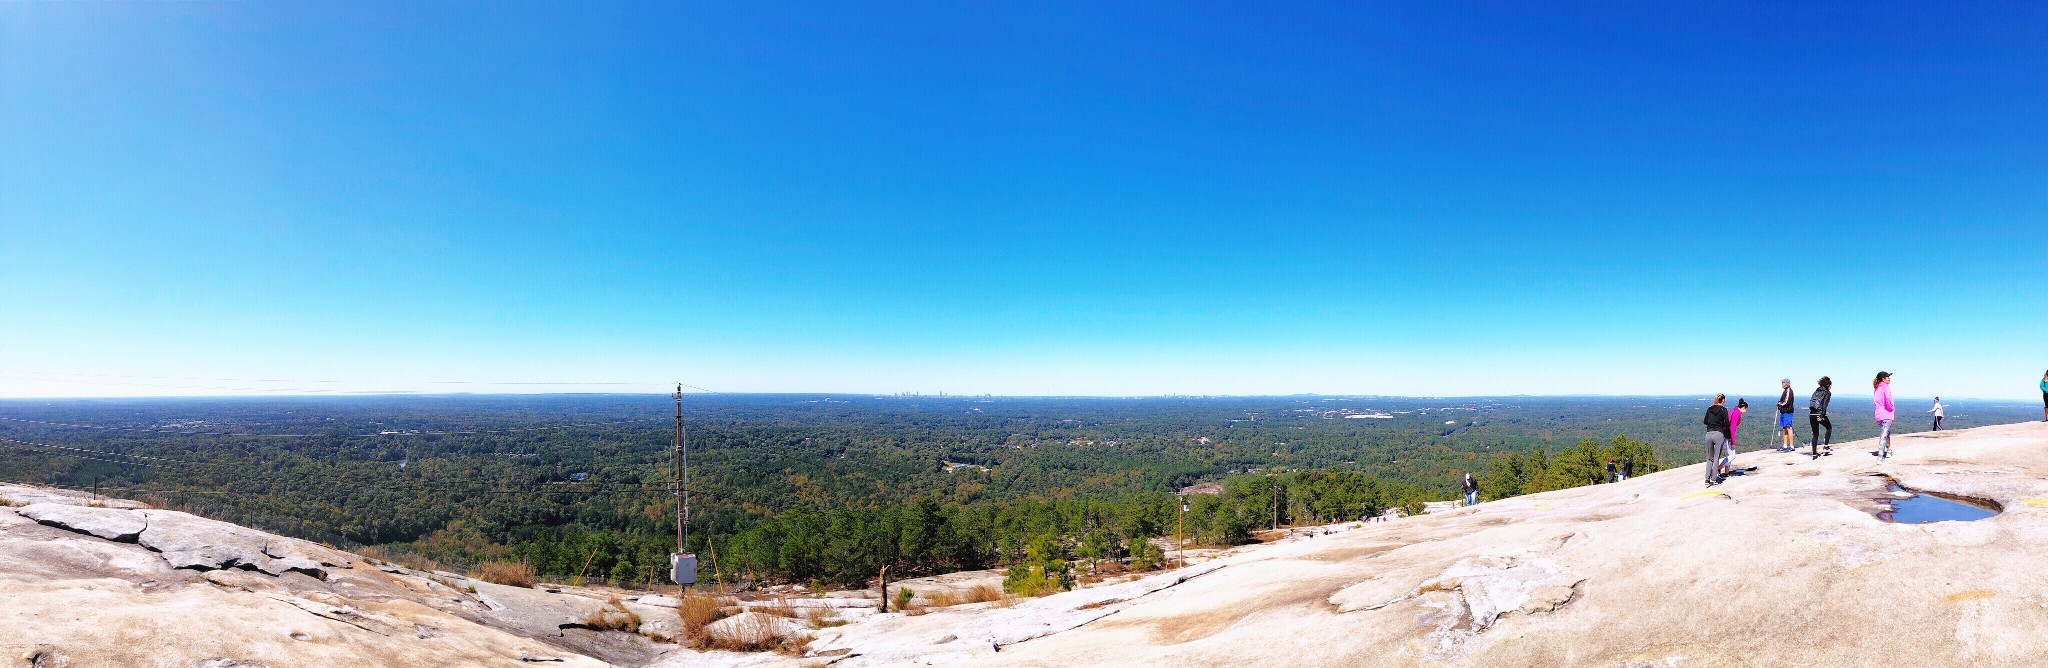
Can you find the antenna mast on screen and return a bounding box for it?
[668,384,698,590]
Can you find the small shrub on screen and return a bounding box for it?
[893,587,916,612]
[356,545,391,564]
[472,559,537,588]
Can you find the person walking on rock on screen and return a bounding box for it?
[1461,473,1479,507]
[1776,379,1797,452]
[1809,377,1833,458]
[1928,397,1945,431]
[1874,372,1896,462]
[1704,394,1732,486]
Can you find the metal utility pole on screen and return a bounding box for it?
[1176,494,1186,565]
[669,385,699,592]
[684,385,692,594]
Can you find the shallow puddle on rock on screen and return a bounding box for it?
[1872,478,2000,524]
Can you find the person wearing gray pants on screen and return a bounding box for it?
[1703,393,1733,486]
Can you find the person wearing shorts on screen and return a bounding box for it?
[1776,379,1797,451]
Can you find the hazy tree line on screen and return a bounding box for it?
[7,395,2018,590]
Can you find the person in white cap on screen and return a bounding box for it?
[1775,378,1797,452]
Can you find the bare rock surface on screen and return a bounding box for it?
[17,503,149,542]
[2,486,613,667]
[967,422,2048,667]
[13,422,2048,668]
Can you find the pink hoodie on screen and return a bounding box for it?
[1727,407,1743,447]
[1874,382,1895,422]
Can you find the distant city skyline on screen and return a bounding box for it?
[4,2,2043,400]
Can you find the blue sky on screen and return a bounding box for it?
[2,2,2043,399]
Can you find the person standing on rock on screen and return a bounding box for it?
[1927,397,1945,431]
[1704,394,1732,486]
[1809,377,1833,458]
[2040,371,2047,421]
[1724,399,1747,475]
[1874,372,1896,462]
[1462,473,1480,506]
[1621,455,1633,481]
[1776,379,1797,452]
[1605,459,1617,483]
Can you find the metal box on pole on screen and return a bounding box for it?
[671,552,697,586]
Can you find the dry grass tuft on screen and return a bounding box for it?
[749,596,798,618]
[923,589,963,608]
[398,553,446,573]
[472,559,537,588]
[0,498,20,507]
[803,606,848,628]
[965,583,1004,604]
[678,592,732,647]
[581,597,642,633]
[705,612,778,652]
[356,545,392,564]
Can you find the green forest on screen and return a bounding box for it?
[2,393,2024,591]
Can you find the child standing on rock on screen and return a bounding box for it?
[1874,372,1896,462]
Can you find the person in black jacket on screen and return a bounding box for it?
[1704,394,1731,486]
[1776,379,1797,452]
[1621,455,1634,481]
[1809,377,1833,458]
[1461,473,1479,507]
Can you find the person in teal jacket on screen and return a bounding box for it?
[2039,371,2046,422]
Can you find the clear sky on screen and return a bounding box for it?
[2,2,2043,399]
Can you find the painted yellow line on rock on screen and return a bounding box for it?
[1678,490,1726,501]
[2019,499,2048,505]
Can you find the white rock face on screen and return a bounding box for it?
[969,422,2048,668]
[13,423,2048,668]
[17,503,148,542]
[135,510,335,578]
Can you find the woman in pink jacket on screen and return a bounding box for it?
[1873,371,1896,462]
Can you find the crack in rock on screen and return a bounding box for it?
[1332,553,1585,660]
